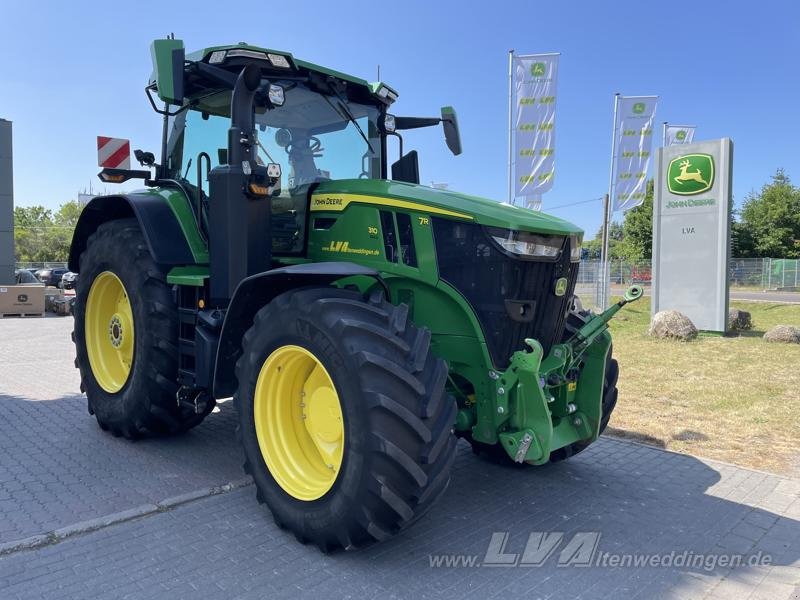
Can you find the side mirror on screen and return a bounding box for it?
[150,38,185,105]
[391,150,420,184]
[441,106,462,156]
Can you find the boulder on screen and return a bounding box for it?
[648,310,698,341]
[763,325,800,344]
[728,308,752,332]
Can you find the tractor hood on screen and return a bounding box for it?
[313,179,582,236]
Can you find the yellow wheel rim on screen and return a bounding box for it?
[254,345,345,501]
[85,271,135,394]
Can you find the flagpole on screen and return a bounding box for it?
[507,49,514,204]
[599,93,621,309]
[662,121,668,147]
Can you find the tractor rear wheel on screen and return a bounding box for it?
[235,287,457,551]
[73,218,213,438]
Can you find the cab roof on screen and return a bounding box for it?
[151,41,399,108]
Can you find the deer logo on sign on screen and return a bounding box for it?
[674,159,708,187]
[667,154,715,196]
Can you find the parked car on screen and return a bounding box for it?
[15,269,44,285]
[36,268,68,287]
[61,271,78,290]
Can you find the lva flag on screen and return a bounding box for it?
[514,53,559,197]
[612,95,658,212]
[666,125,696,146]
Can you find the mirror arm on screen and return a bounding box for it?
[191,61,239,89]
[387,131,403,157]
[145,84,191,117]
[394,116,441,131]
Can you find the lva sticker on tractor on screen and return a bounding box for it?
[667,154,714,196]
[554,277,568,297]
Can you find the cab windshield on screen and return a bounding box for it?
[166,80,383,255]
[167,82,383,191]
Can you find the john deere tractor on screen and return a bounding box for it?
[69,38,642,551]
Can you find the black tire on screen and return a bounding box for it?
[73,218,213,439]
[235,287,457,551]
[470,309,619,464]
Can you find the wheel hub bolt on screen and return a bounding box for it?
[108,315,123,347]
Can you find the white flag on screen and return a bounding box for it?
[612,96,658,212]
[513,54,559,197]
[665,125,696,146]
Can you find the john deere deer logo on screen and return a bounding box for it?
[667,154,714,195]
[675,130,687,141]
[531,62,546,77]
[632,102,646,114]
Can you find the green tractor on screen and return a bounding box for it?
[69,38,642,551]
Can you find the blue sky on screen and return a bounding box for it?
[1,0,797,238]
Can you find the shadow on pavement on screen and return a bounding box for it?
[1,391,798,599]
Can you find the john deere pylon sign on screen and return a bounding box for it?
[667,153,714,195]
[652,139,733,333]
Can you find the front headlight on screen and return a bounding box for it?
[569,234,583,262]
[487,227,564,260]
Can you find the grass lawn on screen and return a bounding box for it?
[589,296,800,477]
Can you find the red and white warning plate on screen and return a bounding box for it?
[97,136,131,169]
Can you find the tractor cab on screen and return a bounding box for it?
[149,41,459,259]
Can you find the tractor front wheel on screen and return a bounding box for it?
[235,287,457,551]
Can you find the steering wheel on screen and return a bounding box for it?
[286,136,323,157]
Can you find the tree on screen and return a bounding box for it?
[618,179,654,261]
[738,169,800,258]
[13,200,82,263]
[584,221,623,259]
[731,208,756,257]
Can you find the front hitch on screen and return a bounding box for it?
[492,285,643,464]
[567,285,644,357]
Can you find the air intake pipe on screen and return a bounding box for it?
[209,64,271,306]
[227,64,261,165]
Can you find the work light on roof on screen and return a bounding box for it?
[267,53,291,68]
[208,50,227,64]
[227,49,268,60]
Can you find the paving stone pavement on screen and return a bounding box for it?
[0,317,243,544]
[1,317,799,599]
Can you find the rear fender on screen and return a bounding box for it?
[68,192,197,271]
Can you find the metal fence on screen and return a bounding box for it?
[577,258,799,290]
[761,258,800,290]
[13,258,800,291]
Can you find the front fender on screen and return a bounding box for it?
[212,262,386,398]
